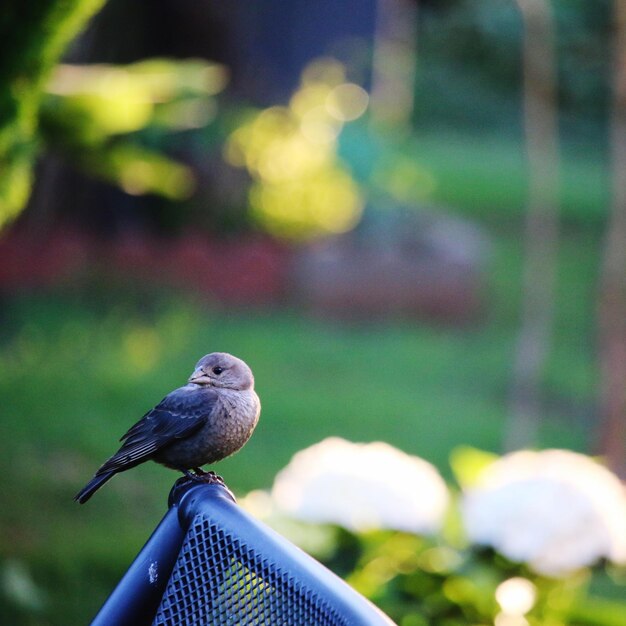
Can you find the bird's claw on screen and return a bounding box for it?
[183,469,226,486]
[201,470,226,486]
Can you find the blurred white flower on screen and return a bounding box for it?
[461,449,626,576]
[271,437,449,534]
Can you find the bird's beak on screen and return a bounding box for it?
[189,368,212,385]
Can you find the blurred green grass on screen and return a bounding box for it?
[408,131,609,225]
[342,128,610,227]
[0,225,600,623]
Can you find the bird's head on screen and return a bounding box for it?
[188,352,254,390]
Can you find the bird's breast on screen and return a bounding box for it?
[156,388,260,470]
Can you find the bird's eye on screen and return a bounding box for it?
[212,366,224,375]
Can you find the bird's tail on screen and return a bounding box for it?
[74,471,116,504]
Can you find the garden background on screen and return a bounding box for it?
[1,1,626,624]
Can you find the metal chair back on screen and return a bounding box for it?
[91,480,396,626]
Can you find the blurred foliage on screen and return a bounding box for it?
[0,0,228,230]
[0,1,614,236]
[334,532,626,626]
[416,0,611,137]
[449,446,499,489]
[0,0,106,229]
[40,59,227,200]
[225,58,367,240]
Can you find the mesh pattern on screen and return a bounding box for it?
[153,515,349,626]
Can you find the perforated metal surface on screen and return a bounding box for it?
[153,515,349,626]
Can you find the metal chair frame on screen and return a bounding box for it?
[91,480,396,625]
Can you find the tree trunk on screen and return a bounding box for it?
[597,0,626,475]
[505,0,560,450]
[370,0,418,132]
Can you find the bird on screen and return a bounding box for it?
[75,352,260,504]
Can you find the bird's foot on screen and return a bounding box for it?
[183,469,225,486]
[201,470,226,486]
[183,469,204,482]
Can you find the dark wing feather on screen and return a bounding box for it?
[94,385,217,475]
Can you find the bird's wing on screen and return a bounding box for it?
[95,386,217,474]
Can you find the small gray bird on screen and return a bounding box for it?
[75,352,260,504]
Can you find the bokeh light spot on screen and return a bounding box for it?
[123,326,161,373]
[495,577,537,616]
[224,59,368,240]
[326,83,369,121]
